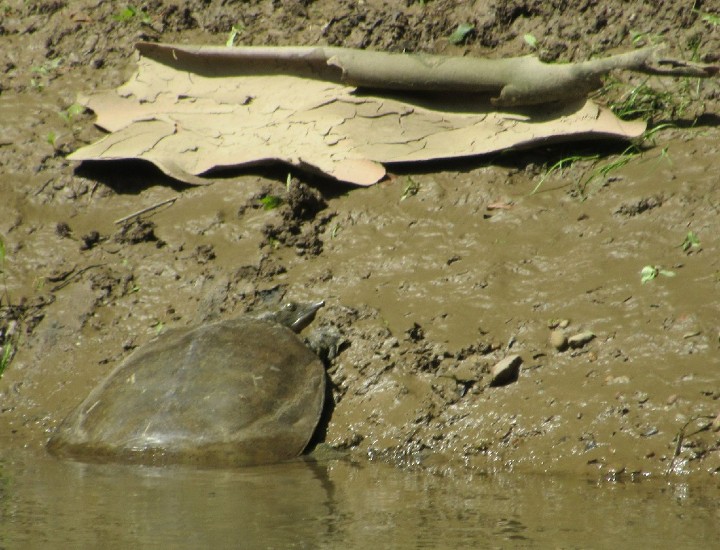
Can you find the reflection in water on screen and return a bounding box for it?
[1,449,719,548]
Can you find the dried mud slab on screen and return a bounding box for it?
[67,44,646,185]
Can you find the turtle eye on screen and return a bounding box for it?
[284,303,297,312]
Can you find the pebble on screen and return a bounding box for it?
[489,354,522,387]
[452,359,480,383]
[549,329,568,351]
[568,331,596,349]
[711,412,720,432]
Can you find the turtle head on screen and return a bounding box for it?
[258,300,325,333]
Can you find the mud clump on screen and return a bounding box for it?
[615,195,665,217]
[260,181,335,256]
[80,231,102,250]
[114,219,165,247]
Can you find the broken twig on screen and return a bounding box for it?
[137,42,719,107]
[114,197,178,225]
[50,264,105,292]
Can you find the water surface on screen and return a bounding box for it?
[1,450,718,548]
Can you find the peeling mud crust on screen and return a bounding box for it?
[1,0,720,479]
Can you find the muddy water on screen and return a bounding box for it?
[2,450,718,548]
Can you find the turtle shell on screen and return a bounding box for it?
[47,316,325,467]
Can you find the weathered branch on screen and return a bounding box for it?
[136,42,718,107]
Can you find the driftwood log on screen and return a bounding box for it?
[137,42,718,107]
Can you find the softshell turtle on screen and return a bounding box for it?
[47,301,326,467]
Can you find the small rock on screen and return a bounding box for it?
[711,412,720,432]
[489,354,522,387]
[549,329,568,351]
[604,463,626,481]
[568,331,596,349]
[640,426,659,437]
[452,359,480,383]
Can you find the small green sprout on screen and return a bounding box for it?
[641,265,676,284]
[259,195,283,210]
[529,154,598,195]
[46,131,58,148]
[609,81,676,120]
[0,342,13,378]
[113,6,151,24]
[448,23,474,45]
[226,24,245,47]
[0,233,8,304]
[680,231,701,252]
[400,177,420,201]
[30,58,62,90]
[694,10,720,26]
[0,234,5,266]
[31,58,62,76]
[59,103,85,123]
[523,34,538,50]
[629,30,664,47]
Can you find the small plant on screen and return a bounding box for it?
[0,234,15,378]
[31,58,62,76]
[641,265,676,284]
[0,234,10,306]
[0,342,13,379]
[629,30,664,47]
[46,131,58,148]
[529,154,598,195]
[448,23,474,45]
[523,34,539,50]
[226,24,245,47]
[680,231,701,252]
[58,103,85,123]
[259,195,283,210]
[113,5,151,24]
[30,58,62,90]
[400,176,420,201]
[608,80,678,120]
[530,124,675,198]
[694,9,720,27]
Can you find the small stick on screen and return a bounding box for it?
[51,264,105,292]
[114,196,178,225]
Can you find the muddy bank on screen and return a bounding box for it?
[1,0,719,479]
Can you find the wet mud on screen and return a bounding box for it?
[1,0,719,480]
